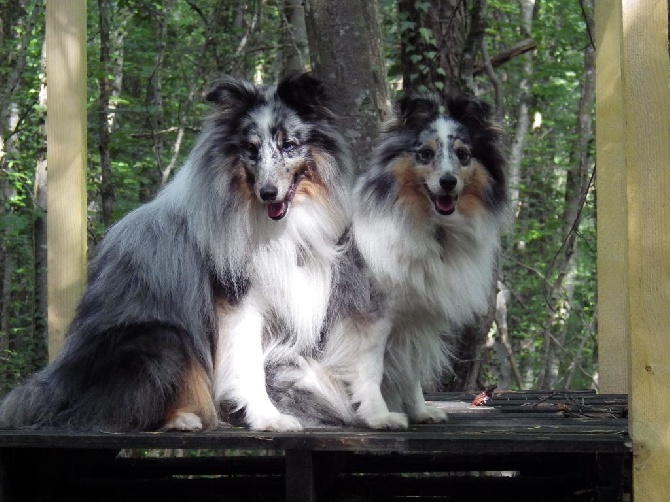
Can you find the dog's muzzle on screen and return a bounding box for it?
[425,173,459,216]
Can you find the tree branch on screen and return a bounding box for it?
[472,38,537,76]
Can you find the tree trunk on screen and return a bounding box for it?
[98,0,114,227]
[0,1,39,140]
[538,5,595,389]
[507,0,535,219]
[399,0,486,95]
[304,0,390,171]
[33,40,48,367]
[280,0,308,77]
[140,0,174,198]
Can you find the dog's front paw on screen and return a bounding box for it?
[363,411,409,430]
[249,412,304,432]
[409,404,448,424]
[161,411,203,431]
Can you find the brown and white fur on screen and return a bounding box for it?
[269,91,508,428]
[0,73,353,432]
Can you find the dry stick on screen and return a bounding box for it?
[472,38,538,76]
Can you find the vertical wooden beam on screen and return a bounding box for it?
[285,450,316,502]
[45,1,87,360]
[595,0,628,394]
[620,0,670,500]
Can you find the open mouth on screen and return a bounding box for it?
[265,169,307,221]
[425,185,458,216]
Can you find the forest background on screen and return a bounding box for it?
[0,0,596,396]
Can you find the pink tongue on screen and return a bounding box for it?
[267,202,286,219]
[435,195,455,213]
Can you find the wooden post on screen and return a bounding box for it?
[595,0,628,394]
[620,0,670,500]
[45,1,88,360]
[285,450,316,502]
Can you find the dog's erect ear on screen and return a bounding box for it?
[445,94,494,129]
[276,73,334,120]
[396,93,440,129]
[205,76,261,117]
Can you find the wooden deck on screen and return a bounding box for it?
[0,391,630,501]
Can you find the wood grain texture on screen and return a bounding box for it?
[595,0,629,394]
[45,1,88,360]
[620,0,670,500]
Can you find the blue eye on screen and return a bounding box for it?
[281,139,298,152]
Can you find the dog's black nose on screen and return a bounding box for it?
[439,173,458,191]
[259,184,278,201]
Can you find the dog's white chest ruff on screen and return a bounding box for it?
[246,213,336,353]
[357,213,498,330]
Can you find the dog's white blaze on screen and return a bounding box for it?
[251,105,275,137]
[421,117,462,195]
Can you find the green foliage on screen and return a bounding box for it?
[0,0,598,394]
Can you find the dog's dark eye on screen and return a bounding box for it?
[416,148,434,163]
[455,146,471,165]
[244,143,259,161]
[281,139,298,153]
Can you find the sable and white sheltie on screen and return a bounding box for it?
[270,91,508,428]
[0,73,353,432]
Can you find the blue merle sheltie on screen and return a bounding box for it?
[269,90,508,428]
[0,73,354,432]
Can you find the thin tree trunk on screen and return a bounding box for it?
[98,0,114,227]
[280,0,308,77]
[491,280,524,389]
[538,12,595,389]
[1,102,19,368]
[507,0,535,219]
[33,40,48,366]
[162,1,224,185]
[106,5,130,133]
[0,0,39,140]
[144,0,175,195]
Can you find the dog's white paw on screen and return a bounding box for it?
[162,411,203,431]
[409,404,449,424]
[250,412,304,432]
[363,411,409,430]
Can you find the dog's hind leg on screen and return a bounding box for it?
[213,297,303,432]
[161,358,218,431]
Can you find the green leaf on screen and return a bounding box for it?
[418,27,433,43]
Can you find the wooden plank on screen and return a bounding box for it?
[0,392,630,499]
[45,0,88,359]
[594,0,629,394]
[0,428,631,454]
[619,0,670,500]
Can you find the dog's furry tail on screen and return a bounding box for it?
[267,356,357,427]
[0,371,62,429]
[0,323,204,431]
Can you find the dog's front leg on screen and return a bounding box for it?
[348,318,408,430]
[404,377,448,424]
[213,297,303,431]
